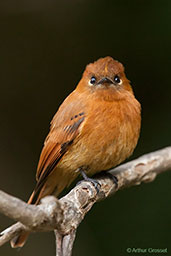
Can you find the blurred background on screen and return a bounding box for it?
[0,0,170,255]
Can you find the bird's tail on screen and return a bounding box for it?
[10,168,75,248]
[10,174,68,248]
[10,190,37,248]
[11,230,30,248]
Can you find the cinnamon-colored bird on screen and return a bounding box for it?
[11,56,141,248]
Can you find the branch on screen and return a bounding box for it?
[0,147,171,255]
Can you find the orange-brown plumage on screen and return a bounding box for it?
[11,56,141,248]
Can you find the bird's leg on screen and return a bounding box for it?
[77,167,101,193]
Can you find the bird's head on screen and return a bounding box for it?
[77,57,133,96]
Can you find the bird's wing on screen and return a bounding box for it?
[32,90,86,202]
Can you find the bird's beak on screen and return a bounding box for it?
[97,77,114,85]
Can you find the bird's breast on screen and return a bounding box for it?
[58,94,141,176]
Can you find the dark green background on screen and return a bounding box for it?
[0,1,170,255]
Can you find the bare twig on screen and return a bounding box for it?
[0,191,63,231]
[54,230,76,256]
[0,147,171,255]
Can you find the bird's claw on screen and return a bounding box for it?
[99,171,118,188]
[85,177,101,193]
[77,177,101,193]
[106,172,118,188]
[77,168,101,194]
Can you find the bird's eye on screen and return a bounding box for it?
[114,75,121,84]
[90,76,96,85]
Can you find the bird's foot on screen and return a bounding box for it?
[100,171,118,188]
[77,168,101,193]
[108,173,118,188]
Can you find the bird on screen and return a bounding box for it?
[11,56,141,248]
